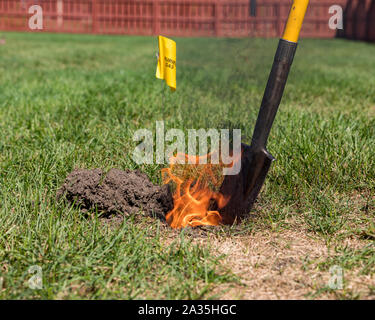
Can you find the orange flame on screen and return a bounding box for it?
[161,153,230,229]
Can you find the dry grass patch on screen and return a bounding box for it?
[206,227,375,299]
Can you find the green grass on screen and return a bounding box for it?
[0,32,374,299]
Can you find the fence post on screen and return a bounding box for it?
[57,0,63,30]
[367,0,375,42]
[153,0,160,35]
[92,0,98,33]
[215,0,222,37]
[250,0,257,16]
[276,2,282,37]
[354,0,372,41]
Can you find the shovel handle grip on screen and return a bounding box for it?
[250,0,309,149]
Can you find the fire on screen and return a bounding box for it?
[161,153,230,229]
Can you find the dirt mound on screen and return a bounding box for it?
[57,168,173,220]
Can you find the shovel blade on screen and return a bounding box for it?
[218,144,275,224]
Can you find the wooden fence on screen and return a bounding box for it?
[0,0,373,41]
[344,0,375,42]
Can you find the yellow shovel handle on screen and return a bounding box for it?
[282,0,310,43]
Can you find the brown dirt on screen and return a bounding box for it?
[57,168,173,220]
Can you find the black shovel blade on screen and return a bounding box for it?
[218,144,275,224]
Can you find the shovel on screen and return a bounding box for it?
[219,0,310,224]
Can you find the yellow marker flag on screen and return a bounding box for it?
[156,35,176,91]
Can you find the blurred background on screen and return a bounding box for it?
[0,0,374,41]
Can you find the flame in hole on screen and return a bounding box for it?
[161,152,231,229]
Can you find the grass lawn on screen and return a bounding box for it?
[0,32,374,299]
